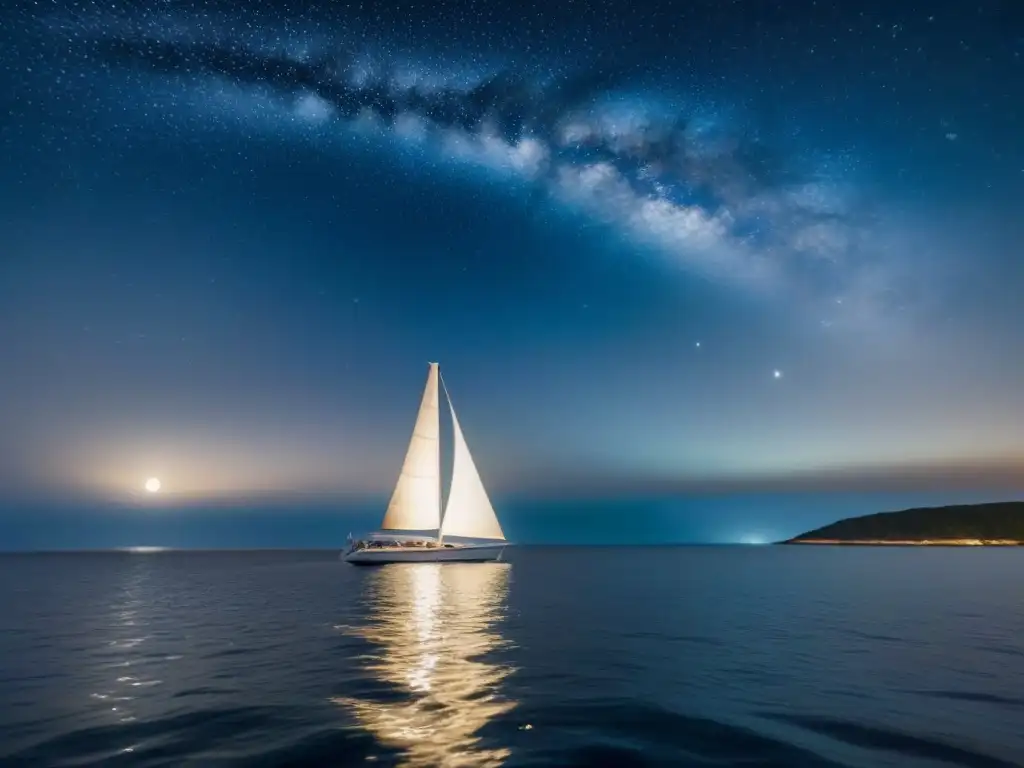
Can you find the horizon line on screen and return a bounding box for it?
[0,543,775,554]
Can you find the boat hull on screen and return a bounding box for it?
[344,543,507,565]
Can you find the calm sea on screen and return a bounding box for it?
[1,547,1022,767]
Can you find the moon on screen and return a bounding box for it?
[144,477,161,493]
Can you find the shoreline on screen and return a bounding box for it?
[783,538,1023,546]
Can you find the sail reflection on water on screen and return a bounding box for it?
[333,563,516,767]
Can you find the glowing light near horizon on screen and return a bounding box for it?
[741,534,768,545]
[144,477,161,493]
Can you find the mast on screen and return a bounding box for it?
[437,362,444,545]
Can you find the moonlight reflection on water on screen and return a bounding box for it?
[333,563,516,767]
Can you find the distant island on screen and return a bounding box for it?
[783,501,1024,546]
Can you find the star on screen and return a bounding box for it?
[773,369,783,379]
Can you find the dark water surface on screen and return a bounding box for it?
[1,547,1023,767]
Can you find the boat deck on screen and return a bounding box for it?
[352,544,463,552]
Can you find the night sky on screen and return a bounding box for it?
[2,0,1022,548]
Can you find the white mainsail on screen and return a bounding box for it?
[380,363,441,532]
[439,378,506,542]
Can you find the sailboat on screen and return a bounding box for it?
[343,362,509,564]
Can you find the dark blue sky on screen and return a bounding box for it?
[1,0,1022,546]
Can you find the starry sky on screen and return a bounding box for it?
[1,0,1022,547]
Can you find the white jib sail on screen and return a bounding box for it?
[440,383,505,541]
[381,363,441,532]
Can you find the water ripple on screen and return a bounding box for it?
[760,712,1018,768]
[1,548,1023,767]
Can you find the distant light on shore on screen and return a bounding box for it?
[121,546,170,553]
[740,535,768,545]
